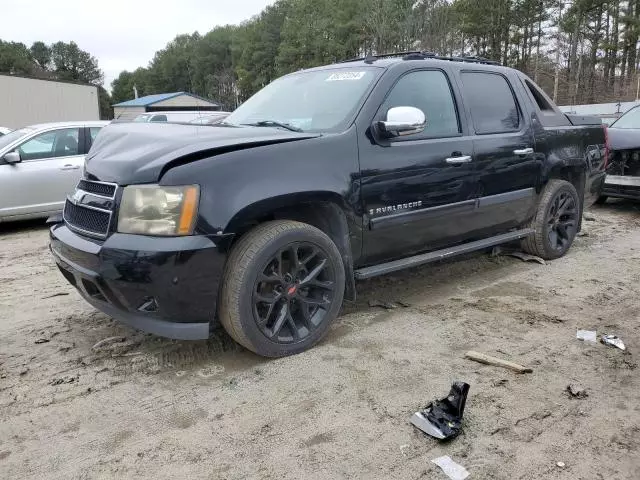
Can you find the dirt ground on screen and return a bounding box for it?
[1,201,639,480]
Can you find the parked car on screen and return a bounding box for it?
[0,121,108,222]
[50,52,606,357]
[189,112,231,125]
[0,127,11,136]
[597,105,640,202]
[132,111,219,124]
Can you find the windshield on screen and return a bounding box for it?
[225,67,380,132]
[0,128,33,151]
[611,106,640,128]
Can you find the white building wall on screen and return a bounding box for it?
[113,106,145,120]
[0,75,99,129]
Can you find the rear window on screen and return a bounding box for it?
[461,72,520,134]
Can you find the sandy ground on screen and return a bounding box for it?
[1,201,639,480]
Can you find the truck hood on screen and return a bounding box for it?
[608,127,640,151]
[85,122,320,184]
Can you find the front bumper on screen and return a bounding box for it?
[50,224,226,340]
[602,175,640,200]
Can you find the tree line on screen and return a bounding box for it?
[111,0,640,110]
[2,1,639,116]
[0,39,112,118]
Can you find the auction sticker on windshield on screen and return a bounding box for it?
[326,72,366,81]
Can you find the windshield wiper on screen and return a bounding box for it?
[241,120,303,132]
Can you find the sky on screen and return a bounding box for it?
[2,0,275,90]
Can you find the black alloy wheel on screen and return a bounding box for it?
[546,190,578,252]
[522,179,581,260]
[218,220,345,357]
[253,242,336,344]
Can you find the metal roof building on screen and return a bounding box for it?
[113,92,220,120]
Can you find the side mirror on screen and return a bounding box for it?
[376,106,426,138]
[3,151,21,164]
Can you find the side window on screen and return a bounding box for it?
[460,72,520,134]
[88,127,102,149]
[380,70,460,139]
[525,80,554,112]
[17,128,80,161]
[150,114,167,122]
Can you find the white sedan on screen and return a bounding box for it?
[0,121,109,222]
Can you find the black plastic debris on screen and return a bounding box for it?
[411,382,470,440]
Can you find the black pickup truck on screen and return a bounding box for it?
[50,52,607,357]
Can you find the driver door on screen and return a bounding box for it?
[0,127,83,218]
[359,69,478,264]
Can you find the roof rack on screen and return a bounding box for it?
[341,51,501,66]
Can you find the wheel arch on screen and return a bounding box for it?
[223,192,358,301]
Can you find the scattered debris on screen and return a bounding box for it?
[50,374,79,386]
[431,456,470,480]
[464,351,533,374]
[490,247,546,264]
[399,444,410,456]
[19,368,29,376]
[577,230,589,237]
[601,334,626,351]
[411,381,470,440]
[505,251,546,265]
[492,379,508,387]
[584,214,596,222]
[576,330,597,343]
[368,299,411,309]
[91,336,126,351]
[566,384,588,399]
[34,338,50,344]
[41,292,70,299]
[557,461,566,468]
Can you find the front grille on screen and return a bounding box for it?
[77,179,116,198]
[63,200,111,237]
[63,180,118,238]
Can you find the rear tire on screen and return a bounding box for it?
[218,220,345,357]
[522,179,580,260]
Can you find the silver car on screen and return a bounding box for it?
[0,121,109,222]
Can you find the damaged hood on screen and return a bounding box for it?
[85,122,320,184]
[608,127,640,151]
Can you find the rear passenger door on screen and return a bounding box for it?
[458,71,538,233]
[359,68,477,264]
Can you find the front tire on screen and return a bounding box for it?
[218,220,346,357]
[522,179,580,260]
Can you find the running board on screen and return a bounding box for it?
[354,229,535,279]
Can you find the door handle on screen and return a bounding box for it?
[513,148,534,156]
[445,155,472,164]
[60,164,80,170]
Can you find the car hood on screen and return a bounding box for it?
[85,122,320,184]
[608,127,640,151]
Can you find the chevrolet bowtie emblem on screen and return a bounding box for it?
[71,189,85,204]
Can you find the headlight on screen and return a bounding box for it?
[117,185,199,236]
